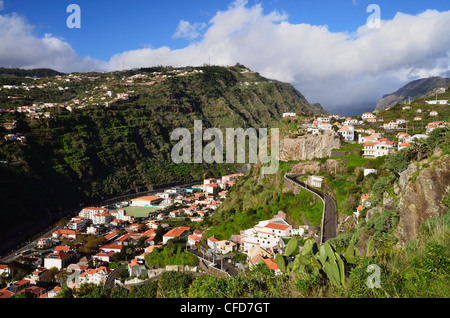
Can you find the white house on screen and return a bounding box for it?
[362,112,376,120]
[337,125,354,141]
[362,139,395,158]
[240,218,291,255]
[79,207,108,220]
[317,117,331,123]
[426,100,447,105]
[92,212,114,225]
[162,226,190,244]
[207,237,219,251]
[307,175,324,188]
[67,216,86,230]
[318,122,332,131]
[44,250,76,270]
[283,113,297,118]
[78,266,110,286]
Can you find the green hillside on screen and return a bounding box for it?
[0,64,327,240]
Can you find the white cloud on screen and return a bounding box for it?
[172,19,207,40]
[108,1,450,115]
[0,13,107,73]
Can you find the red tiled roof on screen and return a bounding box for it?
[264,223,290,231]
[163,226,190,238]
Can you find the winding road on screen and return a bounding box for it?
[285,174,337,244]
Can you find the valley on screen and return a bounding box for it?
[0,66,449,299]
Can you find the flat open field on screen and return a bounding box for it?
[124,206,163,217]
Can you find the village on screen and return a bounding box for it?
[0,72,448,298]
[0,170,317,298]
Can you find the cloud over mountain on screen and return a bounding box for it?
[108,1,450,115]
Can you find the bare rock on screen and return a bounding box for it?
[397,155,450,243]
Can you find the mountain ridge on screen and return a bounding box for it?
[375,76,450,111]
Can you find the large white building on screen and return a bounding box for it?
[362,139,395,158]
[79,207,108,220]
[362,112,376,120]
[77,266,110,286]
[240,218,292,254]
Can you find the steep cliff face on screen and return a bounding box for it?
[279,132,341,161]
[396,154,450,243]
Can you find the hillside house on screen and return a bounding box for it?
[307,175,324,188]
[216,240,237,254]
[362,139,395,158]
[7,279,30,295]
[398,143,410,151]
[67,216,86,230]
[207,237,219,251]
[78,266,110,286]
[44,250,76,270]
[79,207,108,220]
[430,110,438,116]
[426,100,447,105]
[162,226,191,244]
[337,125,354,141]
[52,229,80,240]
[240,218,291,255]
[362,112,376,120]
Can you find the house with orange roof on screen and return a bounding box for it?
[240,218,291,255]
[78,266,110,286]
[52,228,80,240]
[79,207,108,220]
[130,195,163,207]
[188,234,202,246]
[0,288,14,298]
[99,243,123,253]
[93,251,115,263]
[7,279,31,294]
[44,250,76,270]
[162,226,191,244]
[361,194,372,207]
[261,258,281,275]
[207,236,219,250]
[398,143,410,151]
[337,125,354,141]
[39,286,62,299]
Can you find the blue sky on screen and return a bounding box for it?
[0,0,449,115]
[3,0,448,61]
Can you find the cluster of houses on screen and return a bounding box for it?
[0,170,316,297]
[0,173,247,298]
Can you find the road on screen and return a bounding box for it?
[285,174,337,244]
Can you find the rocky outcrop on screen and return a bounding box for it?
[279,132,341,161]
[396,155,450,243]
[289,158,346,175]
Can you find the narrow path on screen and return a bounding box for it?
[285,174,337,244]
